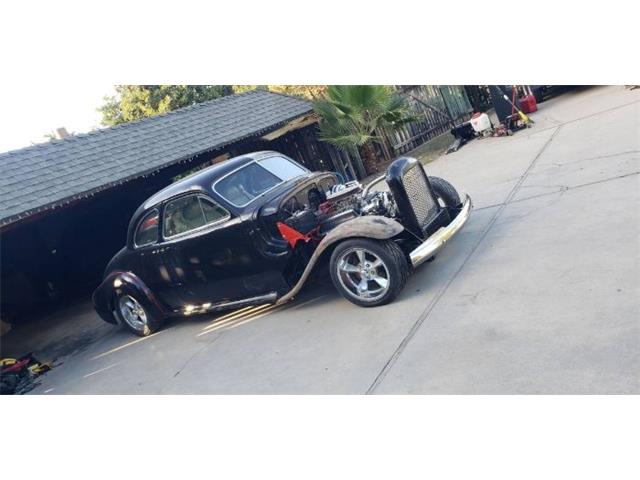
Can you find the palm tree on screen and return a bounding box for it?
[313,85,414,175]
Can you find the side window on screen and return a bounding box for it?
[200,197,229,224]
[134,210,159,247]
[163,194,229,238]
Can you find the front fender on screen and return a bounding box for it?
[276,216,404,304]
[92,271,168,324]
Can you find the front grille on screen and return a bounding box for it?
[401,166,438,227]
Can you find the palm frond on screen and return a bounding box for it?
[314,85,417,163]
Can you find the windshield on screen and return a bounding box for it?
[214,156,307,207]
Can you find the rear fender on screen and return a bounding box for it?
[92,271,167,324]
[276,216,404,304]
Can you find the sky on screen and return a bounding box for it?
[0,83,116,153]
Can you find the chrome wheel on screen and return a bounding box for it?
[336,247,390,302]
[118,295,148,331]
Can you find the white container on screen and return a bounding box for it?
[470,112,491,132]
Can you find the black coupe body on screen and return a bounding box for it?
[93,151,472,336]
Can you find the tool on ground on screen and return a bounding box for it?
[470,112,493,135]
[497,85,534,125]
[518,86,538,113]
[1,354,52,395]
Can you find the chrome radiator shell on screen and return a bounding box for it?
[385,157,442,238]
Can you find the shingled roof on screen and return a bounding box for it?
[0,89,314,227]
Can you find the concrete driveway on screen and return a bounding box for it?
[27,86,640,394]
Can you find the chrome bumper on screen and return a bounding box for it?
[409,194,473,268]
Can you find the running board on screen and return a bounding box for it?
[179,292,278,316]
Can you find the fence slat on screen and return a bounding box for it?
[391,85,473,154]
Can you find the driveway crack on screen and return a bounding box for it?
[474,170,640,212]
[160,330,226,391]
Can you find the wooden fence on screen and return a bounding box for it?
[379,85,473,158]
[271,86,474,181]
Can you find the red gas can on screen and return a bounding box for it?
[519,94,538,113]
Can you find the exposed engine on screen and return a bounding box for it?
[280,179,398,237]
[359,189,398,217]
[323,181,397,218]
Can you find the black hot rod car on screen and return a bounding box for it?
[93,151,472,336]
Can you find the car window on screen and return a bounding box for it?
[134,210,159,247]
[258,155,307,180]
[200,197,229,224]
[215,163,281,207]
[214,156,308,207]
[163,195,229,238]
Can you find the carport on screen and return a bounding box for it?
[0,89,360,324]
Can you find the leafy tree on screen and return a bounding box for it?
[233,85,327,100]
[313,85,414,174]
[99,85,233,126]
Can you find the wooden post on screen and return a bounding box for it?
[351,148,367,180]
[375,127,393,162]
[437,86,457,127]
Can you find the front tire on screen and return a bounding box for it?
[428,177,462,262]
[429,176,462,209]
[114,294,160,337]
[329,238,409,308]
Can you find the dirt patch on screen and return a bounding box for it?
[409,132,455,165]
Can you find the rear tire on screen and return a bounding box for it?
[330,238,409,308]
[114,293,161,337]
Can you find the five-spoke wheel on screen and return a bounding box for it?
[336,247,391,302]
[115,294,159,337]
[329,238,409,307]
